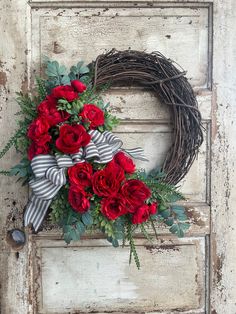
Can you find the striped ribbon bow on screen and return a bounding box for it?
[24,130,147,232]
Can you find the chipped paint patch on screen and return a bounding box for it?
[0,71,7,86]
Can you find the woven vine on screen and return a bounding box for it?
[92,49,203,185]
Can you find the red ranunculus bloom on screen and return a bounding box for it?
[121,179,151,212]
[71,80,87,93]
[114,151,136,174]
[101,196,127,220]
[52,85,78,102]
[37,95,70,126]
[27,142,50,160]
[56,124,91,154]
[68,185,90,213]
[92,162,125,197]
[27,118,51,145]
[132,204,150,224]
[80,104,105,129]
[149,202,158,215]
[68,162,93,188]
[132,202,158,224]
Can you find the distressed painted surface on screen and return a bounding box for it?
[0,0,30,313]
[31,6,210,89]
[210,0,236,313]
[0,0,235,313]
[31,237,205,313]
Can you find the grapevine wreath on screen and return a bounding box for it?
[0,50,203,268]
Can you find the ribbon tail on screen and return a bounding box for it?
[24,194,52,232]
[124,148,149,161]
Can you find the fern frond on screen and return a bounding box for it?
[127,224,140,269]
[35,77,47,101]
[0,170,11,176]
[16,92,37,119]
[0,129,25,159]
[140,224,153,243]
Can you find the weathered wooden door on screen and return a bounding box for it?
[1,0,235,313]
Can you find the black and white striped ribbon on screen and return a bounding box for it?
[24,130,147,232]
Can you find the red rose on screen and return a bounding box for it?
[132,204,150,224]
[80,104,105,129]
[121,179,151,212]
[68,162,93,188]
[52,85,78,102]
[68,185,90,213]
[27,118,51,145]
[37,95,70,126]
[71,80,87,93]
[92,162,125,197]
[114,151,136,174]
[149,202,158,215]
[56,124,91,154]
[28,142,50,160]
[101,196,127,220]
[132,203,158,224]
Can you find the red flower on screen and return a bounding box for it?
[28,142,50,160]
[52,85,78,102]
[132,204,150,224]
[37,95,70,126]
[68,185,90,213]
[80,104,105,129]
[92,162,125,197]
[114,151,136,174]
[121,179,151,212]
[68,162,93,188]
[149,202,158,215]
[56,124,91,154]
[71,80,87,93]
[132,203,158,224]
[27,118,51,145]
[101,196,127,220]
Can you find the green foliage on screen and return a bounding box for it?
[92,204,125,246]
[43,59,91,92]
[104,112,120,131]
[15,92,37,119]
[0,128,25,159]
[140,223,153,243]
[35,77,47,102]
[50,187,91,244]
[9,157,32,184]
[44,60,70,89]
[69,61,90,83]
[0,170,11,176]
[127,223,140,269]
[133,168,190,238]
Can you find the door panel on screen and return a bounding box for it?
[31,5,211,89]
[32,237,205,313]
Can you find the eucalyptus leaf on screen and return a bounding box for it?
[79,65,90,75]
[76,221,86,234]
[61,75,71,85]
[160,209,171,219]
[112,239,119,248]
[82,211,93,226]
[64,232,72,244]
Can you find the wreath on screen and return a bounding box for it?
[0,50,203,268]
